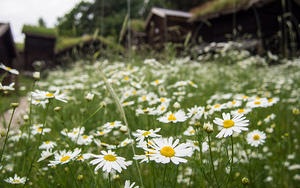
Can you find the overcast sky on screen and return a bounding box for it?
[0,0,94,42]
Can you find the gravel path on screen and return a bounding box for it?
[0,97,29,129]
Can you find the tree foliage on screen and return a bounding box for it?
[56,0,208,39]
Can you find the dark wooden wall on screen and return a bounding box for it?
[24,34,56,70]
[193,0,300,54]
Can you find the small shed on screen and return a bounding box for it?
[145,7,195,48]
[189,0,300,55]
[22,25,57,70]
[0,23,18,84]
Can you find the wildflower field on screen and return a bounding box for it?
[1,45,300,187]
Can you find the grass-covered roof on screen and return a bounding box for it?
[190,0,269,21]
[22,25,57,38]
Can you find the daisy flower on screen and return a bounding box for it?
[4,174,26,184]
[231,108,251,115]
[95,129,111,136]
[154,103,168,115]
[157,110,187,123]
[133,150,156,163]
[187,106,204,119]
[132,128,161,144]
[209,103,226,114]
[246,98,268,108]
[124,180,139,188]
[183,126,196,136]
[77,135,94,145]
[118,138,133,147]
[48,148,81,166]
[31,126,51,135]
[0,83,15,91]
[38,150,55,162]
[136,107,156,115]
[146,137,193,165]
[39,141,56,150]
[213,113,249,138]
[150,79,164,86]
[89,150,131,173]
[31,99,49,108]
[103,121,123,129]
[247,130,266,147]
[0,63,19,75]
[31,90,67,103]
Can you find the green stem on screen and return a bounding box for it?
[0,107,16,164]
[162,165,167,188]
[208,134,219,188]
[226,136,234,187]
[108,172,112,188]
[23,101,51,187]
[22,81,36,174]
[100,66,144,187]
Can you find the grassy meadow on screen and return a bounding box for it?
[1,43,300,187]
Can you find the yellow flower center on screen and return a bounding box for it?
[123,142,128,145]
[46,93,54,97]
[99,131,104,135]
[268,98,273,102]
[168,113,176,121]
[142,96,147,101]
[223,120,234,128]
[155,80,159,84]
[123,102,128,105]
[142,131,151,136]
[253,135,260,140]
[83,135,88,139]
[45,141,50,144]
[161,107,166,111]
[232,100,237,104]
[132,91,137,95]
[189,130,195,134]
[214,104,221,108]
[256,97,261,99]
[104,154,117,162]
[254,101,261,105]
[160,146,175,157]
[110,122,115,126]
[160,98,165,102]
[60,155,71,162]
[37,128,43,132]
[73,131,79,134]
[124,76,129,81]
[143,109,149,113]
[77,156,84,160]
[243,96,248,99]
[238,109,245,113]
[13,179,20,183]
[36,100,41,102]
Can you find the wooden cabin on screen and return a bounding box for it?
[120,19,146,50]
[145,7,195,48]
[22,25,57,70]
[189,0,300,55]
[0,23,18,84]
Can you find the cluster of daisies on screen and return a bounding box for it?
[1,51,300,187]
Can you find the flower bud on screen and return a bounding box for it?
[173,102,180,109]
[242,177,249,185]
[33,72,40,80]
[120,125,128,132]
[23,114,29,121]
[10,103,19,108]
[77,174,84,180]
[54,106,61,112]
[203,122,214,133]
[85,93,94,101]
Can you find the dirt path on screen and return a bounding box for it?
[0,97,29,129]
